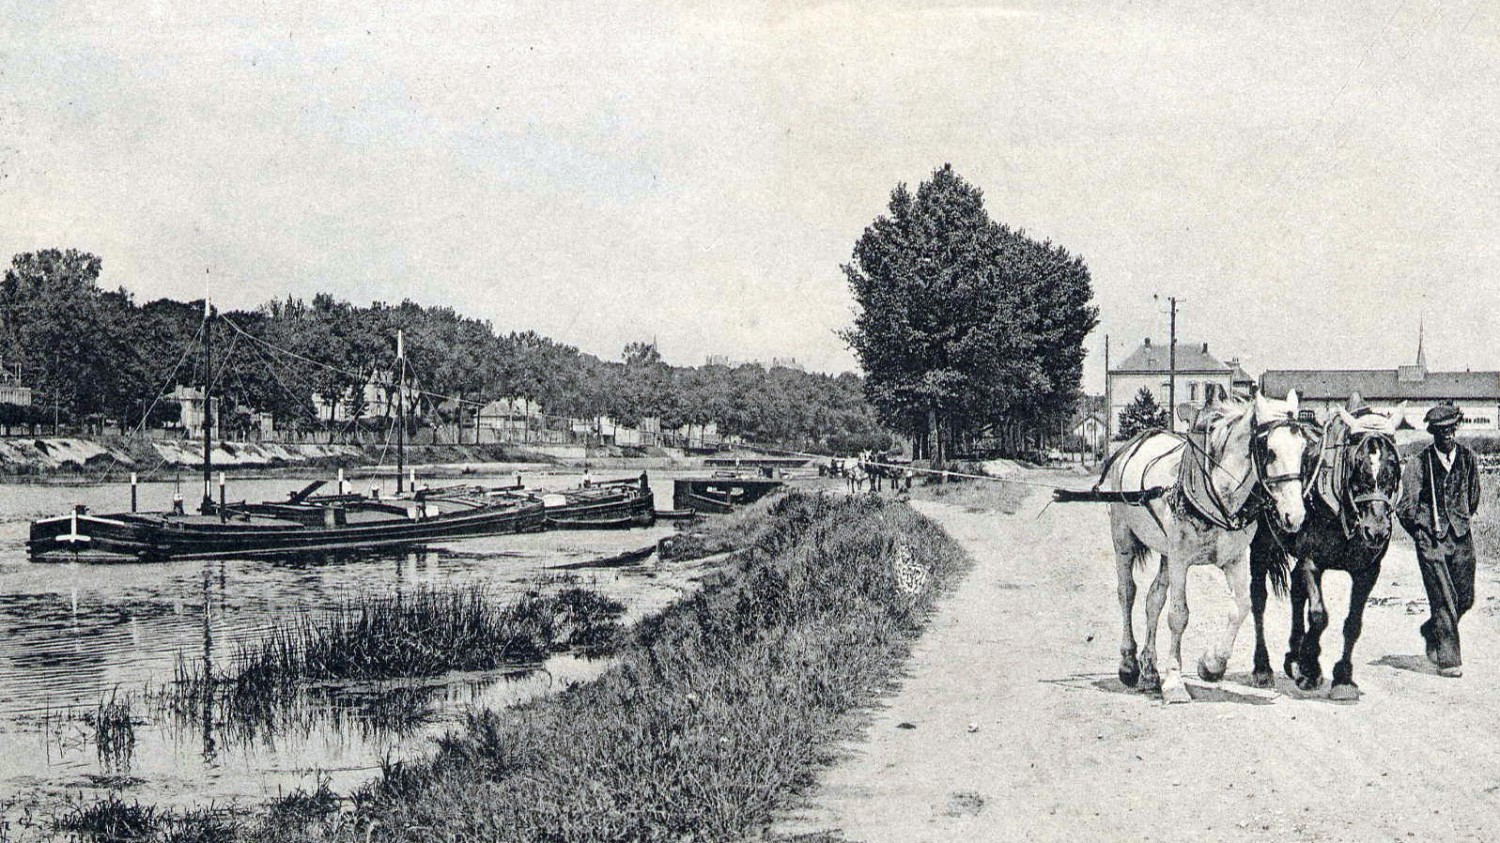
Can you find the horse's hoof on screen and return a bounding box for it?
[1138,669,1161,692]
[1197,654,1227,683]
[1161,682,1192,705]
[1438,665,1463,678]
[1119,665,1141,687]
[1284,654,1298,680]
[1295,673,1323,692]
[1251,670,1275,689]
[1329,683,1361,702]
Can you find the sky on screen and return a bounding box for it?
[3,1,1498,392]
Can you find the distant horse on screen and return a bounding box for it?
[1249,399,1402,700]
[1103,388,1308,703]
[848,462,867,494]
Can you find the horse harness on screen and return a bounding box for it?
[1169,416,1307,532]
[1099,417,1308,535]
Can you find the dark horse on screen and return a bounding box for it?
[1248,399,1403,701]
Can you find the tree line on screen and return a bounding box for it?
[0,249,888,454]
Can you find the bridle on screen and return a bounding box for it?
[1250,417,1308,493]
[1342,431,1399,521]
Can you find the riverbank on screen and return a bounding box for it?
[18,489,968,842]
[0,436,718,481]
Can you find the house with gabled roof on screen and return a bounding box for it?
[1107,339,1256,436]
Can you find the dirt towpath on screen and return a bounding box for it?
[777,480,1500,842]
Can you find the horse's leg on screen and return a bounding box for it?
[1330,562,1380,702]
[1295,565,1328,691]
[1285,560,1307,679]
[1249,526,1275,688]
[1200,547,1251,682]
[1160,553,1193,704]
[1138,553,1170,692]
[1111,515,1143,686]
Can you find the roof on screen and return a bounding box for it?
[1230,364,1255,385]
[1071,413,1104,431]
[1261,369,1500,401]
[1111,341,1232,374]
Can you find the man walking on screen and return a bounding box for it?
[1397,404,1482,678]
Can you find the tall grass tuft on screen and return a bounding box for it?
[204,584,620,684]
[53,795,240,843]
[85,688,137,772]
[335,490,969,842]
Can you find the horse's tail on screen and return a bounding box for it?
[1251,517,1292,598]
[1129,541,1153,571]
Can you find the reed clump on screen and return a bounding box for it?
[160,585,625,751]
[52,794,239,843]
[189,584,624,690]
[85,689,137,772]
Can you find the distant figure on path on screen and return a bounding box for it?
[1397,404,1481,678]
[849,462,866,494]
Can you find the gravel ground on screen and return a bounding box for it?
[777,474,1500,842]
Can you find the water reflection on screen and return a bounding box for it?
[0,470,691,810]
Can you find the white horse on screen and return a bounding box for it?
[1104,389,1308,703]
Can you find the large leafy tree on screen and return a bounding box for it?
[843,165,1097,461]
[0,250,159,426]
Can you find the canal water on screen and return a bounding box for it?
[0,468,703,810]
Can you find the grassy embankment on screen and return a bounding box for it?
[37,490,969,842]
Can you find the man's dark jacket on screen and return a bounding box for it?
[1397,442,1482,538]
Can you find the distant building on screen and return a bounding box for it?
[0,364,32,406]
[477,397,544,438]
[1261,330,1500,430]
[169,385,221,438]
[311,368,422,423]
[1107,339,1255,435]
[1071,412,1106,452]
[704,354,806,371]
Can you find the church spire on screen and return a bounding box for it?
[1416,319,1427,373]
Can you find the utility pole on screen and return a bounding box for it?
[1104,334,1111,448]
[1167,297,1178,433]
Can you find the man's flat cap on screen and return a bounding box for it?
[1424,404,1462,428]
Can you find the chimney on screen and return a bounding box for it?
[1202,343,1209,354]
[1143,338,1151,347]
